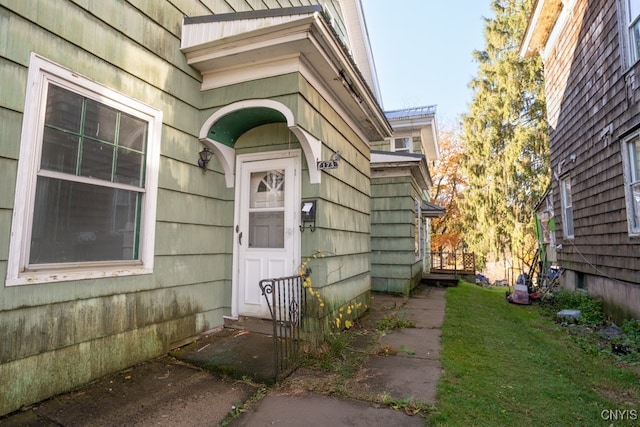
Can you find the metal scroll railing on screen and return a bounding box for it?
[259,273,308,381]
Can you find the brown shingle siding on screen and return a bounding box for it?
[541,0,639,282]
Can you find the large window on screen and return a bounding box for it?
[622,134,640,235]
[560,175,575,239]
[6,54,162,285]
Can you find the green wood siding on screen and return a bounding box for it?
[0,0,375,415]
[0,1,228,415]
[370,139,388,151]
[370,176,424,294]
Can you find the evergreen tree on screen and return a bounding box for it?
[460,0,549,270]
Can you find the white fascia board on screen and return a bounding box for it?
[520,0,564,58]
[339,0,383,103]
[371,152,422,164]
[182,12,392,141]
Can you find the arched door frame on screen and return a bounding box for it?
[198,99,322,187]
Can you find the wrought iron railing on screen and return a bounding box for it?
[259,273,308,381]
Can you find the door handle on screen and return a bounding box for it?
[238,231,243,245]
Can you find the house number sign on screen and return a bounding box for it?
[317,151,341,170]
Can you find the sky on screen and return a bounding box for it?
[361,1,494,124]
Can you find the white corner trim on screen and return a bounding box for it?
[290,126,322,184]
[200,137,236,188]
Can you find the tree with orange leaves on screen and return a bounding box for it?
[430,123,466,252]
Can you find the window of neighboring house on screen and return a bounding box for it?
[560,175,575,239]
[414,199,421,260]
[6,54,162,286]
[392,137,412,153]
[621,0,640,65]
[424,217,432,270]
[622,134,640,235]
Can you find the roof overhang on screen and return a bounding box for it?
[421,201,445,218]
[386,107,439,161]
[370,150,432,189]
[181,6,392,141]
[520,0,563,57]
[339,0,383,103]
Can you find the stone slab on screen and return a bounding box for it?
[229,393,424,427]
[172,329,277,383]
[360,355,442,403]
[402,307,445,328]
[378,328,441,359]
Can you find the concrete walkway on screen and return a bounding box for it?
[229,285,446,426]
[0,285,446,426]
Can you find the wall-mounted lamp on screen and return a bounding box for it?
[198,147,213,169]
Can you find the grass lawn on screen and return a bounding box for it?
[427,281,640,426]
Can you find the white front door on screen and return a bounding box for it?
[233,152,300,318]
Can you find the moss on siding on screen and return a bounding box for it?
[0,318,193,416]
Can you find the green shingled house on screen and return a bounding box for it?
[0,1,439,415]
[371,106,443,294]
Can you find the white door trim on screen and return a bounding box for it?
[230,149,301,319]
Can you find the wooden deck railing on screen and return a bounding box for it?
[430,251,476,274]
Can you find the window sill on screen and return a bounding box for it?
[5,264,152,287]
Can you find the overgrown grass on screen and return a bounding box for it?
[541,288,604,325]
[540,289,640,364]
[376,311,416,331]
[298,330,373,377]
[427,281,640,427]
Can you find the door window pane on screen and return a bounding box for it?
[249,211,284,248]
[251,170,284,208]
[248,170,285,248]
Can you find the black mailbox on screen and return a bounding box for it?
[300,200,316,231]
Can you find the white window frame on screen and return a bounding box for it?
[618,0,640,67]
[621,133,640,236]
[559,175,575,240]
[391,136,412,153]
[414,198,422,261]
[6,53,162,286]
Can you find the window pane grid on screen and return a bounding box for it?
[629,139,640,182]
[30,81,148,266]
[43,84,147,188]
[560,177,574,238]
[628,0,640,23]
[628,1,640,63]
[627,137,640,232]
